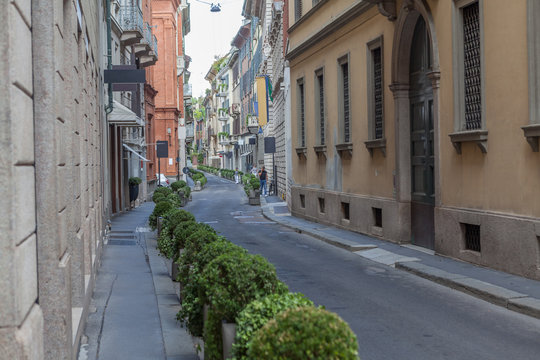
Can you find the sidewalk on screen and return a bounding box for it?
[260,195,540,320]
[79,202,198,360]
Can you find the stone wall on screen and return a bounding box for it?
[0,0,44,358]
[0,1,107,358]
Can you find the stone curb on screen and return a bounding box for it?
[396,262,540,320]
[262,207,377,252]
[261,204,540,321]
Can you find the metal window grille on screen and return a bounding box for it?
[463,2,482,130]
[342,63,350,143]
[464,223,481,252]
[372,47,383,139]
[295,0,302,21]
[318,74,325,145]
[300,83,305,147]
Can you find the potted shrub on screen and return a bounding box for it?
[176,238,246,338]
[248,307,359,360]
[245,175,261,205]
[200,252,288,360]
[129,177,142,202]
[149,200,174,230]
[232,292,314,360]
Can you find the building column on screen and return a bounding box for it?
[33,1,73,358]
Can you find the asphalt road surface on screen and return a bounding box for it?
[185,174,540,360]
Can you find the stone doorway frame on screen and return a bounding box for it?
[389,0,441,243]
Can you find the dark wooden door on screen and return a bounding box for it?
[409,17,435,249]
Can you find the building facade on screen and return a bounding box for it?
[108,0,158,213]
[148,0,189,180]
[287,0,540,280]
[1,0,108,358]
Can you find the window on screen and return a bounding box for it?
[367,37,384,140]
[342,62,350,143]
[463,223,481,252]
[297,78,306,148]
[315,68,325,145]
[300,194,306,208]
[523,0,540,151]
[295,0,302,21]
[462,2,481,130]
[372,207,382,228]
[450,0,486,153]
[318,197,325,213]
[341,202,350,221]
[336,55,353,156]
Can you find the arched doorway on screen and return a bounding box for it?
[390,1,440,249]
[409,16,434,249]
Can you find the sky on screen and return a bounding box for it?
[185,0,245,98]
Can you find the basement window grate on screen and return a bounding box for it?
[537,237,540,269]
[464,223,481,252]
[300,194,305,208]
[318,197,325,214]
[373,207,382,228]
[341,202,350,221]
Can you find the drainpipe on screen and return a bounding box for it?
[105,0,113,114]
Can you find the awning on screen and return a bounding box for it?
[240,151,252,157]
[123,143,150,161]
[108,100,144,127]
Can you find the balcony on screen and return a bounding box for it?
[219,135,230,145]
[108,100,144,127]
[217,108,229,122]
[123,133,145,148]
[246,115,259,134]
[186,123,194,143]
[119,5,144,45]
[184,83,192,99]
[138,23,158,67]
[231,103,241,115]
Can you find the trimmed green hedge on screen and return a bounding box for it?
[201,252,288,359]
[248,307,359,360]
[176,238,246,337]
[171,180,187,191]
[166,210,359,360]
[233,292,314,360]
[149,200,173,230]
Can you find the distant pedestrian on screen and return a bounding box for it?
[234,168,240,184]
[251,166,258,176]
[259,166,268,196]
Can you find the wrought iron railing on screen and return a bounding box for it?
[184,84,192,98]
[119,5,143,34]
[186,123,195,138]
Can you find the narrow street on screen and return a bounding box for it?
[185,174,540,360]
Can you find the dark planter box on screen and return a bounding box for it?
[129,184,139,202]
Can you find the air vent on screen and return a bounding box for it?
[372,207,382,228]
[318,197,325,214]
[341,202,350,221]
[463,223,481,252]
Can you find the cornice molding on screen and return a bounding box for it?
[286,1,374,61]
